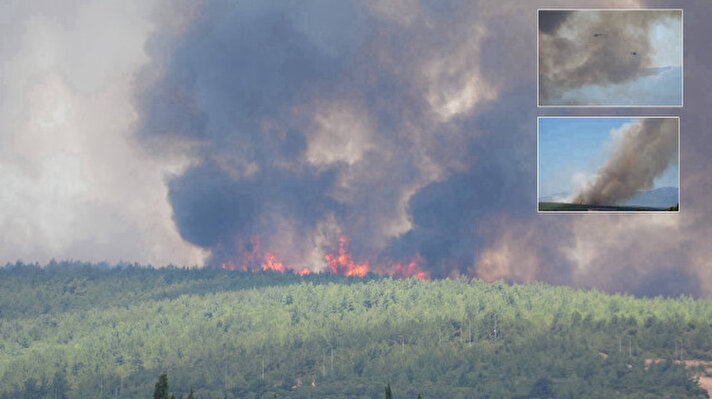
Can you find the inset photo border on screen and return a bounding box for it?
[537,116,680,214]
[538,9,683,107]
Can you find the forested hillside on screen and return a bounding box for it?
[0,261,710,398]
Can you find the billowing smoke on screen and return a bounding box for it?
[573,118,678,206]
[126,0,712,298]
[4,0,711,297]
[539,10,680,103]
[133,0,502,273]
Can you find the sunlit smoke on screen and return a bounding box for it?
[573,118,678,206]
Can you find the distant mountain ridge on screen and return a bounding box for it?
[624,186,678,208]
[538,192,570,203]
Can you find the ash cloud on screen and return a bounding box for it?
[134,0,358,268]
[538,10,573,34]
[4,0,711,297]
[539,10,680,104]
[133,0,512,271]
[573,118,678,206]
[128,0,712,298]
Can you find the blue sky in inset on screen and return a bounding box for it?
[538,118,679,199]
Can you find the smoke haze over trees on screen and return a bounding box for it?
[0,0,710,298]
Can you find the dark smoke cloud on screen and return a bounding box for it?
[134,0,523,271]
[573,118,678,206]
[538,10,572,34]
[132,0,712,298]
[168,159,340,249]
[136,2,349,144]
[134,0,364,267]
[392,84,537,278]
[539,10,680,104]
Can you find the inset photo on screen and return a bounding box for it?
[538,9,682,106]
[538,117,679,212]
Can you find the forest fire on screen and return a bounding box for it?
[220,237,299,274]
[324,236,369,277]
[392,260,429,280]
[261,252,285,273]
[220,262,247,272]
[219,236,427,280]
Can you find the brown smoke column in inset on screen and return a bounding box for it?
[574,118,678,206]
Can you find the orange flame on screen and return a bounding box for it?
[261,252,286,273]
[393,260,429,280]
[221,236,432,280]
[221,236,311,275]
[221,262,247,272]
[324,236,369,277]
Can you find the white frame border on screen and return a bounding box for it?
[536,8,684,108]
[536,116,681,214]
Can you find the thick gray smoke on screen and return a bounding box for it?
[133,0,507,273]
[574,118,678,206]
[538,10,573,34]
[2,0,710,298]
[127,0,712,298]
[539,10,679,103]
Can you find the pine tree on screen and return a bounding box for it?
[154,373,169,399]
[528,377,553,398]
[22,378,40,399]
[385,383,392,399]
[51,371,69,399]
[187,387,195,399]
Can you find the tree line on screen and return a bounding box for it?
[0,261,709,398]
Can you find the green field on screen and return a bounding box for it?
[538,202,671,212]
[0,262,709,398]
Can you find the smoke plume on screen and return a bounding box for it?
[132,0,507,273]
[7,0,712,297]
[539,10,680,103]
[573,118,677,206]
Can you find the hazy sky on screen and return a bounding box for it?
[539,117,679,198]
[1,0,711,298]
[556,66,682,106]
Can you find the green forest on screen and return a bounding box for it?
[0,261,710,398]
